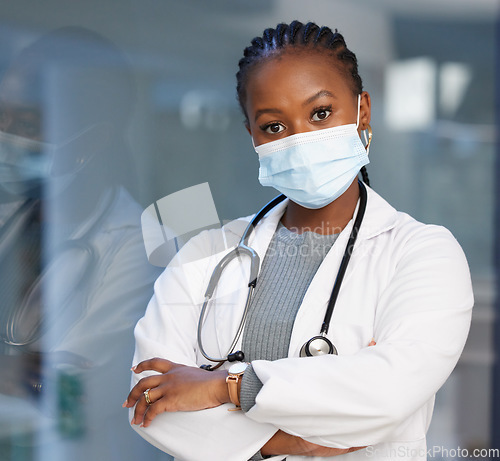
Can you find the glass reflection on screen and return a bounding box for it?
[0,27,163,461]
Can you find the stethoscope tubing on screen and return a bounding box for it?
[320,180,367,335]
[197,194,286,366]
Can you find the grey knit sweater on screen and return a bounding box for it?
[240,221,339,412]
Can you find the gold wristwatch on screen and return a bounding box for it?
[226,362,249,410]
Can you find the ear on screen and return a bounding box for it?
[359,91,371,131]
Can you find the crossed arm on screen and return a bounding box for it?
[123,355,370,457]
[123,223,473,459]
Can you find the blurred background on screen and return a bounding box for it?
[0,1,497,460]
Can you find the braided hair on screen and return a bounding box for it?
[236,20,370,186]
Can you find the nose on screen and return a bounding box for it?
[286,119,314,137]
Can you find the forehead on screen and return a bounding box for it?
[244,49,353,109]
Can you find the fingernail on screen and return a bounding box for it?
[131,365,137,371]
[122,400,128,408]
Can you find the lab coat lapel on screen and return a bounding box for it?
[288,186,399,357]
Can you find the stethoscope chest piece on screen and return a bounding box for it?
[300,334,337,357]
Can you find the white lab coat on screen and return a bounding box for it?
[131,185,473,461]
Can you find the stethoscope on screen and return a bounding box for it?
[198,180,367,370]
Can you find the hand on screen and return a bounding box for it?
[123,358,229,427]
[261,430,366,457]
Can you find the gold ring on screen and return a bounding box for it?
[144,388,152,405]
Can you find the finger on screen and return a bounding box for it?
[348,446,367,453]
[132,357,174,374]
[141,395,169,427]
[124,375,162,408]
[141,390,183,428]
[368,338,376,346]
[132,386,161,426]
[125,376,161,408]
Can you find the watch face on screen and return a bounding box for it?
[228,362,248,375]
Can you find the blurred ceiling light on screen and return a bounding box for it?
[439,62,472,118]
[385,57,436,131]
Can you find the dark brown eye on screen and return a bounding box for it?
[264,123,285,134]
[312,109,331,121]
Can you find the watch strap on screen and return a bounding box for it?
[226,374,241,408]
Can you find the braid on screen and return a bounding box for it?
[250,37,264,51]
[338,48,363,99]
[288,20,302,44]
[302,22,319,44]
[360,166,370,187]
[275,23,287,47]
[262,28,275,49]
[314,26,331,45]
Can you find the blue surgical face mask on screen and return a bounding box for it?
[254,95,369,209]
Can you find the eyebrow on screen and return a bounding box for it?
[254,107,282,123]
[303,90,336,106]
[253,89,336,123]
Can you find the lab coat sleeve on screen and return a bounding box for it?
[245,224,473,448]
[129,231,279,461]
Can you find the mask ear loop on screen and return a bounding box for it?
[355,94,361,129]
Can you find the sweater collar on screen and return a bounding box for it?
[245,185,398,240]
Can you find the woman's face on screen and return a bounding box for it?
[244,49,370,147]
